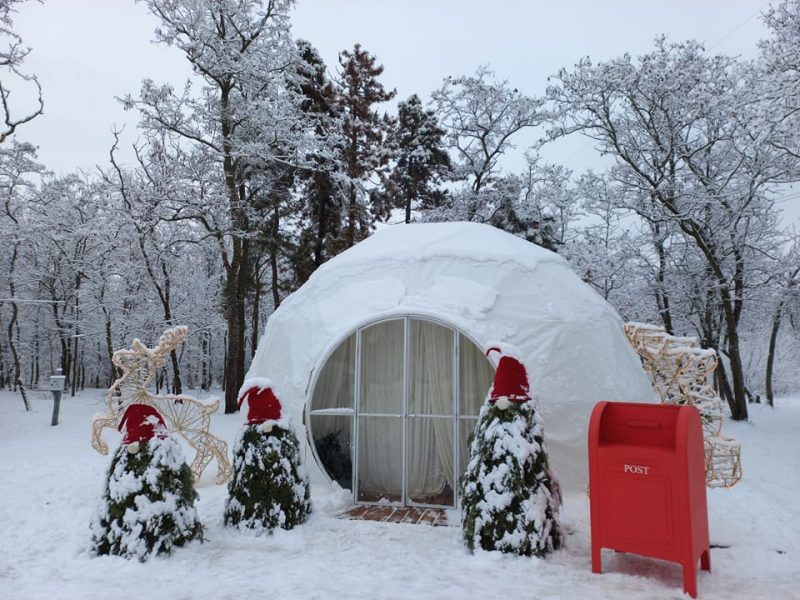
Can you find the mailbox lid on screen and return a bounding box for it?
[598,402,681,449]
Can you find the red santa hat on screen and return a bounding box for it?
[118,404,167,445]
[238,378,282,426]
[486,346,531,408]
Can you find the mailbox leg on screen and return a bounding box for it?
[591,544,602,574]
[683,562,698,598]
[701,549,711,572]
[50,390,62,427]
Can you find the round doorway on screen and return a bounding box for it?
[307,316,494,508]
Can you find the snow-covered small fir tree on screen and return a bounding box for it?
[224,379,311,532]
[461,347,562,556]
[91,404,203,560]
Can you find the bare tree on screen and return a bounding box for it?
[0,0,43,142]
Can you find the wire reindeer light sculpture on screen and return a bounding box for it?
[624,322,742,488]
[91,325,232,484]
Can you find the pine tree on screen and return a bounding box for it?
[378,94,451,223]
[337,44,396,245]
[461,349,562,556]
[290,40,346,284]
[91,437,203,561]
[224,423,311,532]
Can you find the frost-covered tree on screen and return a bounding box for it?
[0,140,44,408]
[758,0,800,164]
[224,380,311,532]
[430,66,543,219]
[125,0,307,413]
[376,94,451,223]
[461,348,561,557]
[290,40,347,284]
[336,44,396,244]
[565,172,637,303]
[91,404,203,560]
[547,37,796,420]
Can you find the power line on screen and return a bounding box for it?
[707,2,769,51]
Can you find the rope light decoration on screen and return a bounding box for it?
[624,322,742,489]
[91,326,233,484]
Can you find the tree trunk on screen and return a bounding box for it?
[169,349,182,395]
[654,235,674,335]
[7,245,29,411]
[766,268,800,407]
[715,355,734,409]
[223,291,242,412]
[764,299,783,408]
[201,332,209,391]
[721,307,748,421]
[7,301,28,411]
[71,331,79,397]
[33,323,40,387]
[251,267,261,359]
[223,238,250,413]
[105,316,118,386]
[270,209,281,311]
[313,175,330,270]
[346,183,358,248]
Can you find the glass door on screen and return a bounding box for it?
[356,319,404,504]
[407,319,456,507]
[309,316,495,509]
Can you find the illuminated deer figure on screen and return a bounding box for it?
[91,326,232,484]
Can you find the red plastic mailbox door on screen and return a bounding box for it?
[588,401,711,598]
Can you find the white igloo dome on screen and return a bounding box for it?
[247,221,652,505]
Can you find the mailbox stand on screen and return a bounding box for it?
[588,401,711,598]
[50,370,67,427]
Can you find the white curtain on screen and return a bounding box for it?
[407,320,455,502]
[459,333,495,416]
[309,335,355,490]
[457,336,494,479]
[311,335,355,412]
[358,320,404,500]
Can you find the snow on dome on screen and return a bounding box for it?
[247,221,653,494]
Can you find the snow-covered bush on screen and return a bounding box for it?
[91,436,203,560]
[223,422,311,532]
[461,400,562,556]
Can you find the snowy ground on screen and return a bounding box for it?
[1,390,798,600]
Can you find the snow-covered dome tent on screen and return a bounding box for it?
[247,222,652,508]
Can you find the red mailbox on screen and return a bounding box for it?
[588,401,711,598]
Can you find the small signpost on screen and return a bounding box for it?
[50,369,67,427]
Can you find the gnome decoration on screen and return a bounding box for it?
[118,403,167,455]
[224,378,311,532]
[486,346,532,410]
[91,404,203,560]
[239,381,282,431]
[460,345,562,557]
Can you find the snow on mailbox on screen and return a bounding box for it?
[588,401,711,598]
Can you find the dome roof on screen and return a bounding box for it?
[248,221,653,493]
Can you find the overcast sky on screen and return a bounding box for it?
[11,0,800,223]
